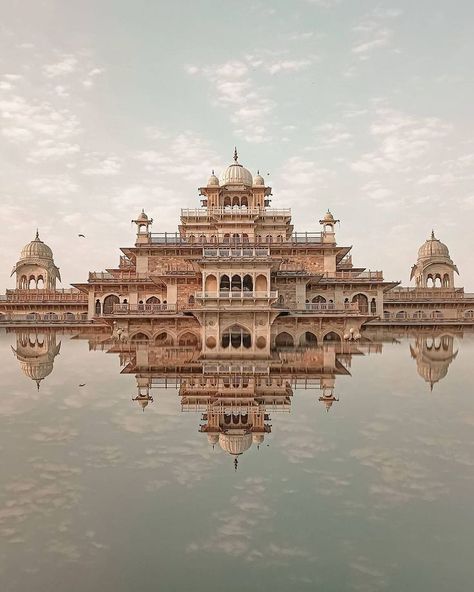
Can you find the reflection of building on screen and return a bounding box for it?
[97,333,379,466]
[383,232,474,322]
[11,330,61,389]
[410,334,458,390]
[0,232,88,322]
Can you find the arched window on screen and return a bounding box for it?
[312,295,326,304]
[255,274,267,292]
[188,294,195,305]
[146,296,161,304]
[370,298,376,314]
[241,196,248,208]
[178,332,199,346]
[103,294,120,314]
[220,274,230,291]
[224,196,231,208]
[231,274,242,291]
[243,274,253,292]
[221,325,252,349]
[95,299,101,315]
[232,196,240,207]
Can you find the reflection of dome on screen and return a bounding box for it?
[207,433,219,445]
[417,231,450,259]
[252,433,265,444]
[410,335,458,390]
[207,171,219,186]
[12,333,61,390]
[219,432,253,455]
[219,149,253,186]
[253,172,265,186]
[20,231,53,260]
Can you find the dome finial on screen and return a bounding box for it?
[234,457,239,471]
[431,229,435,239]
[35,229,39,240]
[233,146,238,163]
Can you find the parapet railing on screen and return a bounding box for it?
[0,312,89,322]
[88,271,150,281]
[202,247,270,258]
[109,303,177,315]
[302,302,360,312]
[181,207,291,217]
[3,289,87,302]
[382,311,474,321]
[195,291,278,299]
[147,232,323,245]
[385,288,471,301]
[322,271,384,280]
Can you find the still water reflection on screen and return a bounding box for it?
[1,328,473,591]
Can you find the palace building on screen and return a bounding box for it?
[1,150,473,337]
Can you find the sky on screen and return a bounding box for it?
[1,0,473,290]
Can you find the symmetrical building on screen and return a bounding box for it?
[1,151,473,335]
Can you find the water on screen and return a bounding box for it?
[1,328,473,591]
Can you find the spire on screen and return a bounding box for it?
[35,229,39,240]
[431,229,435,239]
[211,169,214,175]
[233,147,238,163]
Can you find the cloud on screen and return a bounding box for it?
[43,55,78,78]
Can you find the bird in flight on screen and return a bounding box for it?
[79,383,86,387]
[78,234,86,238]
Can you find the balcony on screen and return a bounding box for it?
[181,207,292,218]
[384,288,473,301]
[107,303,177,315]
[195,291,277,300]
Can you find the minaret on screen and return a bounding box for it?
[132,210,153,244]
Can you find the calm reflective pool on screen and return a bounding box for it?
[1,328,473,591]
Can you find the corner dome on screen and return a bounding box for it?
[253,171,265,186]
[418,231,450,259]
[207,171,219,186]
[219,148,253,187]
[20,231,53,260]
[219,432,252,455]
[323,210,335,223]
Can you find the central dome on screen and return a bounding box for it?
[20,231,53,260]
[219,148,253,187]
[417,231,450,259]
[219,432,253,455]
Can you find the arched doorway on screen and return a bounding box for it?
[103,295,120,314]
[352,293,369,313]
[323,331,341,342]
[146,296,161,304]
[275,332,294,348]
[178,332,199,346]
[300,331,318,347]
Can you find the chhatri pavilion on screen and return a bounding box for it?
[1,150,473,344]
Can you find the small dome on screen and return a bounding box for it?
[253,171,265,186]
[20,231,53,261]
[219,432,252,455]
[323,210,335,223]
[252,433,265,444]
[136,210,149,222]
[418,231,450,259]
[219,148,253,187]
[207,171,219,186]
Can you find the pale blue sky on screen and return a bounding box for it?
[1,0,473,288]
